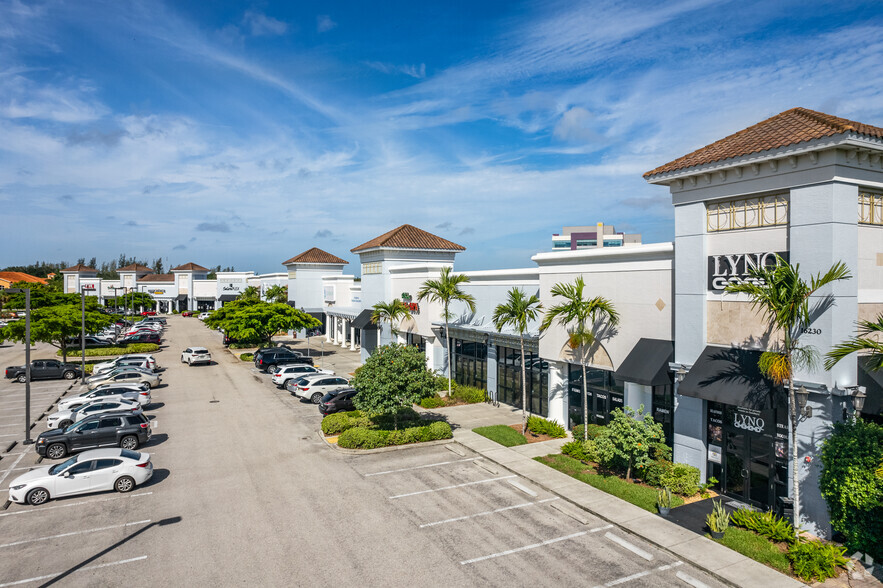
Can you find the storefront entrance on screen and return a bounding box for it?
[724,432,774,506]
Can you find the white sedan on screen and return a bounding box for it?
[46,399,142,430]
[57,387,150,412]
[8,448,153,505]
[93,354,157,372]
[181,347,212,366]
[271,365,332,387]
[198,312,211,320]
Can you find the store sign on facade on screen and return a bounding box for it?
[707,251,789,292]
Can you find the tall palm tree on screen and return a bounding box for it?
[493,288,542,433]
[417,266,476,397]
[725,256,850,531]
[825,314,883,372]
[540,277,619,440]
[264,284,288,304]
[238,285,261,301]
[371,299,412,339]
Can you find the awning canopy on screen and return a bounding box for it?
[678,346,784,410]
[614,338,674,387]
[175,294,188,301]
[218,294,238,302]
[857,357,883,416]
[351,309,377,330]
[306,311,325,321]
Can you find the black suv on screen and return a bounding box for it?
[35,412,152,459]
[318,388,357,415]
[254,349,312,372]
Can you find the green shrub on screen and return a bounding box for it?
[527,416,567,438]
[561,440,588,461]
[571,423,606,440]
[650,441,672,462]
[239,353,254,362]
[229,341,261,349]
[787,539,849,582]
[427,421,453,440]
[371,407,421,430]
[473,425,527,447]
[729,508,795,544]
[57,343,160,357]
[321,411,372,435]
[659,462,700,496]
[337,421,452,449]
[450,386,486,404]
[641,459,673,487]
[338,427,391,449]
[420,395,445,409]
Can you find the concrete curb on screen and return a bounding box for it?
[318,430,455,455]
[453,430,808,588]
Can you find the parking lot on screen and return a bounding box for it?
[0,317,727,586]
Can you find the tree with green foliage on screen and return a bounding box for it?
[264,284,288,304]
[493,288,542,433]
[594,405,665,481]
[204,299,320,347]
[371,299,412,337]
[0,305,114,363]
[540,276,619,440]
[238,285,261,301]
[819,418,883,561]
[725,256,850,530]
[1,282,83,310]
[825,314,883,372]
[417,266,476,397]
[351,343,437,429]
[122,291,156,312]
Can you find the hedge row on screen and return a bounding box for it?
[321,408,422,436]
[56,343,160,357]
[337,421,452,449]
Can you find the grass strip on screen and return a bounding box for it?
[474,424,528,447]
[712,527,791,575]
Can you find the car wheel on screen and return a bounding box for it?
[120,435,139,450]
[58,420,72,429]
[63,370,76,380]
[114,476,136,493]
[311,392,323,404]
[26,487,50,505]
[46,443,67,459]
[16,374,26,383]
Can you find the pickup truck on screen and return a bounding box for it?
[5,360,82,383]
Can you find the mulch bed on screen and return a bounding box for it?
[507,423,558,443]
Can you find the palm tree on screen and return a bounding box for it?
[264,284,288,304]
[417,266,476,397]
[493,288,543,433]
[238,285,261,301]
[725,256,850,531]
[371,299,413,339]
[540,277,619,440]
[825,314,883,372]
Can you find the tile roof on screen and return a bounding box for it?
[282,247,348,265]
[644,107,883,178]
[61,264,96,272]
[351,224,466,253]
[0,272,48,284]
[137,273,174,282]
[171,262,209,272]
[118,264,154,273]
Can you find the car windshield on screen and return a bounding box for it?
[320,392,338,402]
[48,455,79,475]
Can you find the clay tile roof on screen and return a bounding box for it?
[171,262,209,272]
[137,273,174,282]
[0,272,48,284]
[282,247,348,265]
[61,264,96,272]
[351,224,466,253]
[118,264,154,273]
[644,107,883,178]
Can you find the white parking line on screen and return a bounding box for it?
[420,497,560,527]
[604,532,654,561]
[592,562,683,588]
[0,453,26,486]
[675,570,709,588]
[507,479,538,497]
[460,530,588,565]
[389,475,516,499]
[0,555,148,587]
[0,520,152,548]
[365,457,481,477]
[0,492,153,516]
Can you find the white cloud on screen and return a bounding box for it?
[317,14,336,33]
[242,11,287,36]
[553,107,599,142]
[365,61,426,79]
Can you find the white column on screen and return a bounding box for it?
[340,319,349,347]
[350,326,356,350]
[326,315,333,342]
[547,361,569,429]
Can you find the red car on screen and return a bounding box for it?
[141,310,157,316]
[182,311,195,317]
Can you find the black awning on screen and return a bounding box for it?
[307,311,324,321]
[218,294,238,302]
[351,309,377,330]
[678,346,784,410]
[614,338,674,386]
[857,357,883,416]
[176,294,188,301]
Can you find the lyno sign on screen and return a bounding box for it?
[707,251,788,292]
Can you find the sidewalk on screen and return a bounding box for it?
[431,402,806,588]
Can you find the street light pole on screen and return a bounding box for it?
[80,286,87,385]
[8,288,33,444]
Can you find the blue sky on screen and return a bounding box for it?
[1,0,882,274]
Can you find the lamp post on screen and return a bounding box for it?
[80,285,87,385]
[7,288,33,444]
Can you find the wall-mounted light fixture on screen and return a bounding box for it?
[846,385,867,418]
[795,386,812,418]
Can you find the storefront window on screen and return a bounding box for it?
[567,365,622,427]
[497,346,548,417]
[453,339,487,390]
[405,333,426,353]
[652,384,674,446]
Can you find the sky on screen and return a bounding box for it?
[1,0,882,274]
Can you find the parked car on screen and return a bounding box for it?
[35,412,152,459]
[65,335,114,349]
[271,365,332,387]
[117,332,161,345]
[86,365,154,384]
[87,370,160,390]
[254,349,311,372]
[93,358,151,375]
[284,376,312,396]
[5,360,81,383]
[292,374,351,404]
[57,385,150,411]
[46,399,141,430]
[318,388,358,415]
[198,312,211,320]
[93,354,157,373]
[181,347,212,366]
[8,448,153,505]
[181,311,195,317]
[140,310,157,316]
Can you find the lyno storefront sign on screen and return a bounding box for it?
[707,251,789,292]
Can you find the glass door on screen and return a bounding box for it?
[724,432,747,499]
[748,437,772,506]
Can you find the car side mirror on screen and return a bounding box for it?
[63,471,72,478]
[75,430,83,434]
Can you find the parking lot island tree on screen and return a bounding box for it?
[417,267,476,398]
[370,299,412,337]
[593,405,665,481]
[492,287,542,433]
[540,276,619,440]
[0,305,114,363]
[203,299,321,347]
[351,343,438,430]
[724,256,851,531]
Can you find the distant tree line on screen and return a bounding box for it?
[3,256,235,280]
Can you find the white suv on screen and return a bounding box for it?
[292,374,351,404]
[181,347,212,366]
[271,365,332,388]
